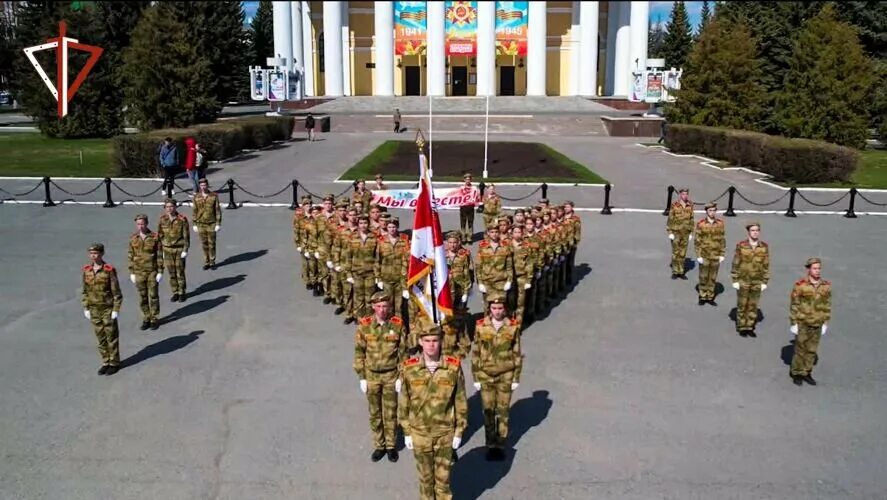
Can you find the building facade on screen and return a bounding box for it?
[272,1,650,98]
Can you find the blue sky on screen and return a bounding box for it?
[242,1,703,30]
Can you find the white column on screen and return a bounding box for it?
[578,1,599,96]
[527,1,547,96]
[341,1,352,96]
[427,2,446,96]
[323,1,344,96]
[374,1,394,96]
[605,1,618,95]
[476,1,496,96]
[569,2,581,95]
[627,0,649,94]
[290,1,304,99]
[301,1,315,96]
[613,0,630,96]
[272,1,293,67]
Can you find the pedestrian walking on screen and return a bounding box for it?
[158,137,179,197]
[81,243,123,375]
[394,108,402,133]
[305,113,316,142]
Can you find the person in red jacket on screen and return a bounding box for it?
[184,137,198,196]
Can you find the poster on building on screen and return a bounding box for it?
[662,70,682,102]
[445,1,478,56]
[629,72,645,102]
[645,71,663,103]
[394,2,427,55]
[267,70,287,101]
[495,1,528,56]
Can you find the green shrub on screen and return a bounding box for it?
[666,124,858,184]
[111,116,293,177]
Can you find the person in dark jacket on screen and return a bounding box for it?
[158,137,179,196]
[305,113,316,142]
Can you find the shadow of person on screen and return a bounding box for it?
[120,330,204,370]
[570,262,592,288]
[161,295,230,325]
[781,340,795,365]
[451,390,553,500]
[460,391,485,445]
[215,249,268,268]
[188,274,246,298]
[714,282,725,297]
[684,258,697,273]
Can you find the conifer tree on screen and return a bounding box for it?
[661,1,693,69]
[249,0,274,67]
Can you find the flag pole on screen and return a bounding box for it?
[483,95,489,178]
[428,94,433,178]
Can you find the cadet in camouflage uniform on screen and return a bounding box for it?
[476,226,514,304]
[318,195,338,302]
[303,205,323,293]
[156,199,190,302]
[789,258,832,386]
[294,196,313,289]
[482,185,502,230]
[458,173,477,244]
[352,179,373,213]
[328,200,350,309]
[191,178,222,270]
[522,218,543,320]
[399,326,468,500]
[374,217,409,306]
[563,201,581,286]
[693,202,726,306]
[509,225,536,321]
[667,187,695,279]
[445,231,474,325]
[472,298,522,461]
[344,215,380,322]
[730,222,770,337]
[128,214,163,330]
[81,243,124,375]
[334,207,360,318]
[354,291,407,462]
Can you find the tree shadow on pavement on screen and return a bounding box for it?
[215,249,268,268]
[161,295,230,325]
[188,274,246,298]
[451,389,553,500]
[120,330,204,370]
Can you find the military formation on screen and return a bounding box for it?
[668,188,833,386]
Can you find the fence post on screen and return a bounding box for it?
[844,188,857,219]
[600,183,613,215]
[289,179,299,210]
[725,186,736,217]
[541,182,548,199]
[226,178,238,209]
[103,177,115,208]
[662,185,674,215]
[43,176,55,207]
[784,187,797,218]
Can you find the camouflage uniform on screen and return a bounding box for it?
[458,175,476,244]
[328,216,349,307]
[375,232,410,305]
[192,191,222,266]
[354,307,407,451]
[319,212,338,299]
[446,239,474,324]
[406,316,470,359]
[482,194,501,230]
[472,314,522,450]
[694,213,726,301]
[344,231,380,319]
[730,236,770,333]
[541,224,560,300]
[81,250,124,368]
[399,350,468,500]
[127,226,163,324]
[667,197,695,276]
[510,239,536,321]
[563,208,581,285]
[157,210,190,297]
[352,189,373,213]
[790,265,831,378]
[334,224,358,316]
[476,239,514,303]
[304,212,325,291]
[293,202,311,287]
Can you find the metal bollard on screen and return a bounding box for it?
[289,179,299,210]
[43,176,55,207]
[725,186,736,217]
[226,178,238,209]
[844,188,857,219]
[600,183,613,215]
[541,182,548,199]
[662,185,675,215]
[103,177,115,208]
[784,187,797,218]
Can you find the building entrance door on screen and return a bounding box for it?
[500,66,515,96]
[452,66,468,96]
[405,67,421,96]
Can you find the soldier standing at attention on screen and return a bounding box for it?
[354,291,407,462]
[128,214,163,330]
[789,258,831,386]
[328,200,351,310]
[399,326,468,500]
[476,226,514,304]
[344,215,380,322]
[352,179,373,213]
[694,202,726,306]
[375,217,410,311]
[730,222,770,338]
[482,184,502,230]
[191,178,221,270]
[304,205,323,295]
[81,243,124,375]
[157,199,190,302]
[335,207,360,318]
[319,195,338,303]
[667,187,695,280]
[458,173,477,245]
[509,225,535,322]
[562,201,581,286]
[472,298,522,461]
[294,196,313,289]
[445,231,474,327]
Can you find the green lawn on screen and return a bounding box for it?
[0,133,114,177]
[796,149,887,189]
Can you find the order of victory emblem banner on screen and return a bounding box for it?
[445,1,478,56]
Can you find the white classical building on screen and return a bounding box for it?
[272,1,650,98]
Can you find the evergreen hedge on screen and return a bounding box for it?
[111,116,293,177]
[665,124,859,184]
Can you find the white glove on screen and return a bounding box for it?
[478,284,487,293]
[111,311,118,320]
[732,282,740,290]
[821,324,828,336]
[461,294,468,303]
[535,272,541,279]
[524,282,532,290]
[129,273,136,284]
[473,382,481,391]
[511,382,519,391]
[668,233,675,241]
[760,284,767,291]
[181,251,188,258]
[314,252,320,259]
[395,379,402,393]
[214,225,220,232]
[296,246,302,252]
[402,290,410,299]
[452,436,461,449]
[688,234,693,242]
[156,273,163,283]
[377,281,384,290]
[503,281,512,291]
[84,309,91,320]
[304,251,310,258]
[697,257,704,264]
[404,436,413,450]
[718,256,725,263]
[335,265,342,272]
[346,277,354,284]
[326,261,333,269]
[790,324,798,335]
[359,379,367,394]
[192,225,198,233]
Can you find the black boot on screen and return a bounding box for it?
[334,307,345,315]
[98,365,109,375]
[323,297,333,305]
[140,320,150,330]
[698,298,705,306]
[792,375,803,386]
[344,317,355,325]
[150,319,159,330]
[371,449,386,462]
[105,365,119,375]
[171,294,179,302]
[802,374,817,386]
[747,330,757,338]
[387,449,399,462]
